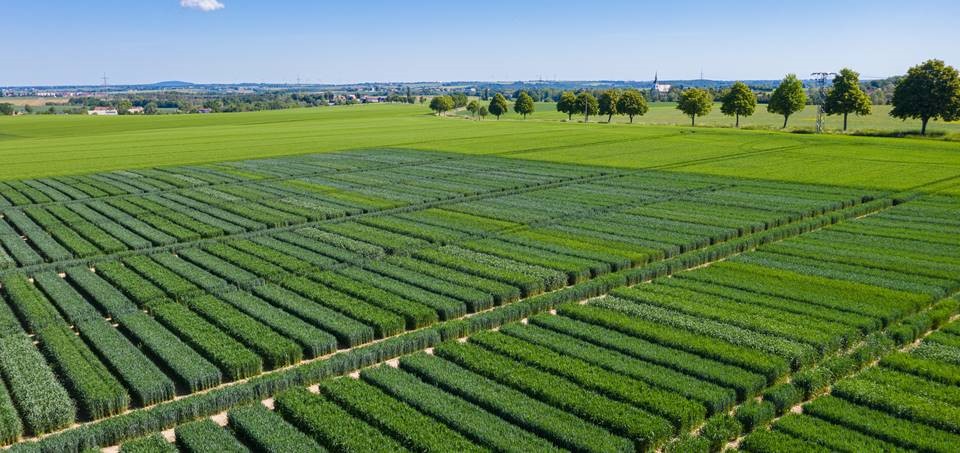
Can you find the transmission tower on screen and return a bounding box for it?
[811,72,836,133]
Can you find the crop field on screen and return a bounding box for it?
[0,143,955,452]
[2,104,960,195]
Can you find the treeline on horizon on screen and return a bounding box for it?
[429,60,960,136]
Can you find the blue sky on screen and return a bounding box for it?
[4,0,959,86]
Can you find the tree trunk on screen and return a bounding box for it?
[921,117,929,135]
[629,115,634,124]
[608,113,613,123]
[843,113,848,131]
[691,115,695,127]
[736,113,739,128]
[568,113,572,121]
[782,115,789,129]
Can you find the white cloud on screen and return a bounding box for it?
[180,0,224,12]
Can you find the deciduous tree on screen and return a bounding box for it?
[598,89,621,122]
[768,74,807,128]
[824,68,871,131]
[891,59,960,135]
[556,91,577,120]
[466,100,480,119]
[0,103,14,116]
[677,88,713,126]
[513,91,535,119]
[616,89,648,123]
[720,81,757,127]
[574,92,599,122]
[478,105,488,120]
[488,93,509,119]
[429,95,454,116]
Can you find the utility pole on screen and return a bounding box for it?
[810,72,836,133]
[101,73,109,92]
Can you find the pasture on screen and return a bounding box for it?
[0,104,957,452]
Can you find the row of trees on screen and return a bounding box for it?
[547,59,959,135]
[556,90,650,123]
[430,92,530,120]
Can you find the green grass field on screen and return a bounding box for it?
[1,103,959,194]
[478,102,960,133]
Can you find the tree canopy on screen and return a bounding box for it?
[767,74,807,128]
[513,91,535,119]
[488,93,509,119]
[824,68,871,131]
[720,81,757,127]
[676,88,713,126]
[598,89,620,123]
[616,90,648,123]
[0,103,14,116]
[478,105,488,120]
[891,59,960,135]
[429,95,454,116]
[556,91,577,120]
[466,100,480,119]
[574,92,599,122]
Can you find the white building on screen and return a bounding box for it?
[652,73,671,94]
[127,106,144,114]
[87,106,118,116]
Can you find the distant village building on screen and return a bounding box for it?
[651,73,671,100]
[87,106,118,116]
[127,106,144,114]
[361,95,384,103]
[196,108,213,114]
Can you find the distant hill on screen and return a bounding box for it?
[145,81,195,88]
